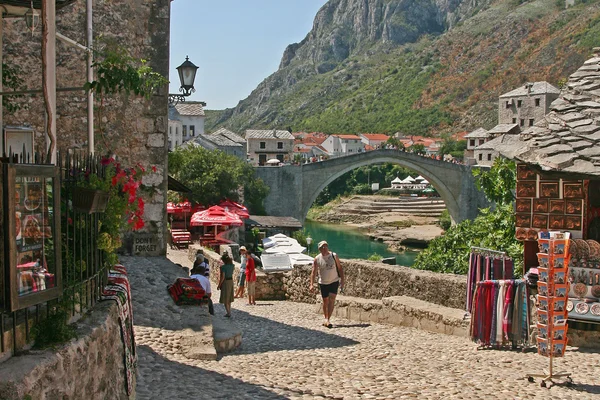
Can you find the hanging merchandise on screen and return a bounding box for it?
[466,247,515,313]
[469,279,530,348]
[526,231,573,388]
[567,238,600,322]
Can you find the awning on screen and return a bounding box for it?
[168,175,192,193]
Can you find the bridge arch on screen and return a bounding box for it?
[255,149,490,224]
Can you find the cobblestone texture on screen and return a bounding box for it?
[130,250,600,399]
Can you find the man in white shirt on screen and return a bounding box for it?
[310,241,344,328]
[190,265,214,315]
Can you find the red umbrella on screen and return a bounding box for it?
[218,199,250,219]
[190,205,244,227]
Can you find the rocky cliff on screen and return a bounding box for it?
[207,0,600,136]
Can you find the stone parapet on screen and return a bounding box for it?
[318,295,470,337]
[0,302,131,400]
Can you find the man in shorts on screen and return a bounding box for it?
[310,240,344,328]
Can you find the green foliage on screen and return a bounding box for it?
[408,143,426,153]
[439,209,452,231]
[438,138,467,160]
[31,308,77,349]
[368,253,383,261]
[2,62,26,113]
[413,204,523,275]
[352,183,372,195]
[472,157,516,205]
[84,44,168,98]
[292,229,310,247]
[168,146,269,214]
[386,136,403,148]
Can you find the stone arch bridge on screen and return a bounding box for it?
[254,149,490,223]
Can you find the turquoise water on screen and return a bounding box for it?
[303,220,419,267]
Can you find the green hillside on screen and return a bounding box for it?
[206,0,600,136]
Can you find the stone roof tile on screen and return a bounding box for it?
[566,118,594,128]
[499,81,560,98]
[539,153,579,169]
[579,147,600,157]
[245,130,294,140]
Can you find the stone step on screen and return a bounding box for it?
[212,316,243,353]
[317,294,469,337]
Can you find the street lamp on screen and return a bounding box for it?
[24,0,40,36]
[306,236,313,254]
[168,56,198,105]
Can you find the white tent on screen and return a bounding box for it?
[415,175,426,181]
[421,178,429,184]
[391,176,403,184]
[404,175,416,182]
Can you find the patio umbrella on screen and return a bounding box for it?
[190,205,243,227]
[218,199,250,219]
[266,158,281,165]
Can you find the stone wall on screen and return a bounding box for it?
[3,0,171,256]
[189,245,466,308]
[0,302,131,400]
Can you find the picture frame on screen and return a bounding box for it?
[517,164,537,180]
[516,198,532,213]
[517,181,536,198]
[564,182,584,199]
[516,214,532,228]
[532,214,548,229]
[540,182,559,198]
[549,215,565,230]
[565,215,582,230]
[565,200,582,215]
[533,199,548,213]
[549,200,565,214]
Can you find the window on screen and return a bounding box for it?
[189,125,195,137]
[469,139,475,147]
[260,142,266,149]
[258,154,267,166]
[512,118,517,124]
[478,154,483,161]
[277,155,284,162]
[520,119,525,127]
[479,139,485,145]
[487,154,492,161]
[529,119,534,127]
[182,125,187,137]
[506,101,511,109]
[535,98,540,107]
[277,142,283,149]
[169,126,172,134]
[517,100,522,108]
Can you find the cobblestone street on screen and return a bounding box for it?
[128,253,600,400]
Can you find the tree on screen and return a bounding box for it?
[472,157,516,205]
[438,138,467,160]
[409,143,426,153]
[385,136,403,149]
[168,146,269,214]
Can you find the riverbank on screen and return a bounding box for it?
[308,195,444,252]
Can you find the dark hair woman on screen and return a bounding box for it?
[218,253,235,317]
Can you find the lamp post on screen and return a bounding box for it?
[168,56,198,105]
[306,236,313,254]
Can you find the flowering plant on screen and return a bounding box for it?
[74,156,154,256]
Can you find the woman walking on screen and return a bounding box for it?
[218,253,235,317]
[234,246,248,298]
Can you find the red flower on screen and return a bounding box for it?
[151,165,157,173]
[101,157,115,166]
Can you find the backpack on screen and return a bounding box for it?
[167,278,206,305]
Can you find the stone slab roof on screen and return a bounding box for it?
[496,49,600,177]
[487,123,520,135]
[174,102,205,116]
[464,128,489,138]
[197,133,242,147]
[499,81,560,98]
[475,133,521,151]
[246,130,294,140]
[212,128,245,144]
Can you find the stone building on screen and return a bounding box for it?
[184,128,245,160]
[463,127,488,162]
[168,107,184,151]
[246,129,294,166]
[498,81,560,128]
[1,0,171,256]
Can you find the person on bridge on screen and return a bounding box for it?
[310,241,344,328]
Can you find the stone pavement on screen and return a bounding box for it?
[124,251,600,399]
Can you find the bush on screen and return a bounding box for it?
[368,253,383,261]
[439,209,452,231]
[31,308,77,349]
[413,204,523,275]
[352,183,372,195]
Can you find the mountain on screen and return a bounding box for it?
[205,0,600,136]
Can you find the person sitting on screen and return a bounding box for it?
[193,253,210,277]
[190,265,214,315]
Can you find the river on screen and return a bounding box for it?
[303,220,419,267]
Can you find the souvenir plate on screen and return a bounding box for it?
[569,239,579,260]
[575,239,590,259]
[574,283,588,298]
[591,303,600,316]
[588,240,600,260]
[567,300,574,312]
[575,302,589,314]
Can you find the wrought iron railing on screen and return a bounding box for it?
[1,151,110,355]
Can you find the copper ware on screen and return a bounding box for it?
[575,239,590,259]
[592,274,600,298]
[564,182,584,199]
[574,282,588,298]
[591,303,600,316]
[588,240,600,260]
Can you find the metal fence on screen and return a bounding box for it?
[1,151,109,355]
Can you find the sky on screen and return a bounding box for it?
[169,0,329,110]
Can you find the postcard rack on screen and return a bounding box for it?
[526,231,573,388]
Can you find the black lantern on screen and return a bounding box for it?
[169,56,198,105]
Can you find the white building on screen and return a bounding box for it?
[184,128,246,160]
[167,106,183,151]
[359,133,389,148]
[321,134,364,157]
[169,101,206,145]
